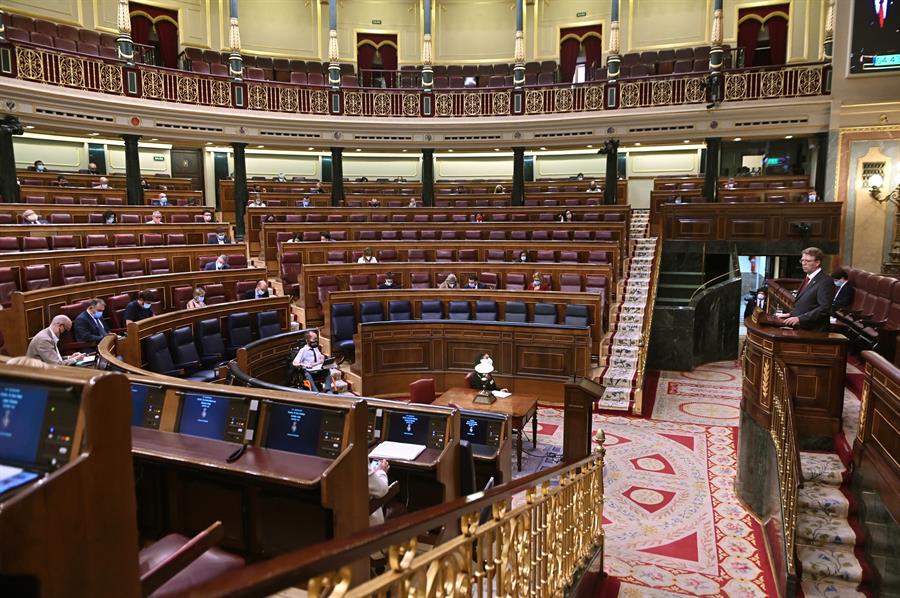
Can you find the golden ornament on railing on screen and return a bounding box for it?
[310,89,329,114]
[651,79,672,105]
[343,90,361,115]
[760,70,784,97]
[463,93,482,116]
[724,72,747,100]
[99,63,123,93]
[402,93,420,116]
[525,89,544,114]
[858,379,870,438]
[373,92,392,116]
[210,79,230,106]
[620,82,640,108]
[492,90,510,115]
[684,77,706,103]
[58,56,84,87]
[307,566,351,598]
[555,87,574,112]
[585,85,604,110]
[797,67,822,95]
[435,93,453,116]
[247,84,268,110]
[176,76,199,103]
[15,47,44,81]
[278,87,298,112]
[141,70,163,98]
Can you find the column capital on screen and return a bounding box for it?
[231,141,248,150]
[0,115,24,135]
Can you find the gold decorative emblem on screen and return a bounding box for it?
[651,79,672,105]
[247,84,267,110]
[525,89,544,114]
[58,56,84,87]
[373,92,392,116]
[760,70,784,97]
[491,90,510,115]
[463,92,481,116]
[435,93,453,116]
[141,71,164,98]
[684,77,705,103]
[343,90,361,115]
[278,87,298,112]
[402,93,419,116]
[100,64,123,93]
[309,89,328,114]
[16,47,44,81]
[724,73,747,100]
[620,82,640,108]
[210,80,230,106]
[176,76,199,103]
[584,85,603,110]
[797,67,821,95]
[857,380,869,439]
[760,357,771,407]
[554,87,573,112]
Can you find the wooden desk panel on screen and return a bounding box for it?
[0,222,233,247]
[17,170,194,190]
[19,186,202,205]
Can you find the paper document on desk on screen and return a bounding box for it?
[370,441,426,461]
[492,390,511,399]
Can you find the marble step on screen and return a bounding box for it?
[801,452,848,487]
[798,544,864,584]
[798,484,851,519]
[797,512,859,547]
[800,578,865,598]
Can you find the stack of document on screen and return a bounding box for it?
[370,441,426,461]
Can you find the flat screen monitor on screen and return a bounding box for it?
[850,0,900,74]
[177,393,240,441]
[264,402,323,456]
[461,415,489,445]
[130,383,151,427]
[0,382,49,466]
[386,411,429,445]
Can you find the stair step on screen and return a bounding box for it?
[800,578,865,598]
[801,452,848,486]
[797,512,858,547]
[798,544,864,584]
[798,484,851,518]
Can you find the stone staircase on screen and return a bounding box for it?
[596,209,658,413]
[796,451,871,597]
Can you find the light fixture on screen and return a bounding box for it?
[205,141,212,145]
[150,138,158,141]
[867,172,897,202]
[24,125,34,130]
[634,142,641,146]
[89,132,99,136]
[402,149,408,152]
[355,148,362,152]
[307,146,315,151]
[539,146,547,151]
[683,139,690,143]
[733,137,742,141]
[447,149,454,153]
[785,135,793,139]
[494,148,500,152]
[256,145,265,148]
[586,144,593,148]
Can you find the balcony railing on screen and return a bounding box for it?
[1,39,830,119]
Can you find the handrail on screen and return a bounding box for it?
[688,268,741,303]
[184,437,607,598]
[772,358,802,579]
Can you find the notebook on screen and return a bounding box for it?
[369,441,426,462]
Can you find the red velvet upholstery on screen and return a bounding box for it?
[409,378,436,404]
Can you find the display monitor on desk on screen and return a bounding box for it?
[262,401,345,458]
[385,410,446,450]
[0,380,80,473]
[130,383,164,429]
[176,392,248,443]
[460,411,504,454]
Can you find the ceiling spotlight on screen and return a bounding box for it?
[355,148,362,152]
[402,149,408,152]
[307,146,315,151]
[733,137,742,141]
[494,148,500,151]
[586,144,593,148]
[447,149,454,153]
[634,142,641,146]
[785,135,793,139]
[205,141,212,145]
[89,132,99,136]
[539,147,547,151]
[149,138,158,141]
[24,125,34,130]
[683,139,691,143]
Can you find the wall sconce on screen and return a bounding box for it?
[869,171,900,204]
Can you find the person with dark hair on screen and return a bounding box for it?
[101,210,117,224]
[244,280,271,299]
[209,227,231,245]
[516,250,529,263]
[776,247,834,331]
[73,298,108,345]
[464,274,486,289]
[831,269,855,309]
[468,353,508,393]
[203,255,230,270]
[124,290,156,324]
[201,209,216,223]
[377,272,400,289]
[312,181,326,194]
[56,174,69,187]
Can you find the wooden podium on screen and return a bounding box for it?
[563,378,604,463]
[742,309,848,442]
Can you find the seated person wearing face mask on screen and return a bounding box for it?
[147,210,163,225]
[101,210,117,224]
[26,315,85,366]
[202,210,216,223]
[73,298,108,346]
[21,209,47,224]
[464,274,487,289]
[468,354,508,393]
[203,255,230,271]
[33,160,47,173]
[153,193,169,206]
[124,290,156,325]
[209,228,231,244]
[516,250,529,263]
[244,280,271,299]
[186,287,206,309]
[291,331,337,393]
[831,269,855,309]
[439,273,459,289]
[377,272,400,290]
[300,195,311,208]
[93,177,110,189]
[530,272,549,291]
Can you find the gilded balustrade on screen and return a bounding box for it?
[770,360,801,577]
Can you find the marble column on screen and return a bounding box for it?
[422,0,433,91]
[513,0,525,88]
[228,0,244,79]
[823,0,835,61]
[512,147,525,206]
[606,0,621,82]
[122,134,143,206]
[604,139,619,205]
[422,149,434,206]
[232,142,248,238]
[703,137,721,202]
[0,116,22,203]
[116,0,135,65]
[330,147,344,205]
[327,0,340,87]
[707,0,724,105]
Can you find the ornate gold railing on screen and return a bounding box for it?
[184,443,607,597]
[770,358,801,577]
[2,39,830,118]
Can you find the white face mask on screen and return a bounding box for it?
[35,164,45,172]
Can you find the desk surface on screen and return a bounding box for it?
[434,387,539,419]
[131,428,331,489]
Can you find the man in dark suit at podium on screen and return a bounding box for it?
[776,247,835,332]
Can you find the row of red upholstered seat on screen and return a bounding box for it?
[833,269,900,358]
[0,212,211,224]
[4,26,118,60]
[21,195,126,205]
[276,228,617,244]
[0,233,228,252]
[262,211,620,224]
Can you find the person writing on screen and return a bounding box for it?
[775,247,834,331]
[203,255,230,270]
[291,331,336,393]
[26,315,85,366]
[124,290,155,324]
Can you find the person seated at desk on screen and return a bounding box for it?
[775,247,834,331]
[464,274,487,289]
[439,273,459,289]
[320,231,333,242]
[26,315,85,366]
[140,177,150,190]
[469,354,508,393]
[275,172,288,182]
[244,280,271,299]
[73,298,108,346]
[152,193,169,206]
[377,272,400,290]
[32,160,47,173]
[368,459,390,526]
[832,269,855,310]
[56,174,69,187]
[248,195,266,208]
[291,331,337,393]
[201,209,216,223]
[494,184,505,194]
[515,250,529,263]
[101,210,117,224]
[367,197,381,208]
[724,177,737,190]
[530,272,549,291]
[146,210,163,225]
[86,162,99,175]
[209,227,231,245]
[299,195,311,208]
[124,290,155,324]
[93,176,110,189]
[407,198,419,208]
[186,287,206,309]
[586,180,601,193]
[204,255,230,271]
[21,209,47,224]
[358,247,378,264]
[312,181,326,194]
[286,233,302,243]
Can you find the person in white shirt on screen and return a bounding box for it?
[93,176,110,189]
[147,210,163,224]
[291,331,335,392]
[357,247,378,263]
[368,459,390,526]
[586,180,601,192]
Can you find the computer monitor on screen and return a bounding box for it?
[460,415,489,445]
[130,383,164,429]
[386,411,430,445]
[0,382,49,466]
[176,393,247,442]
[264,402,323,456]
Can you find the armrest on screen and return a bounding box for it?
[174,359,202,371]
[862,319,887,329]
[140,521,225,597]
[369,481,401,515]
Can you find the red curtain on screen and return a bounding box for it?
[129,1,179,69]
[356,33,398,87]
[559,25,602,83]
[582,35,602,71]
[559,38,580,83]
[737,3,789,67]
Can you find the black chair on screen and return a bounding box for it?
[331,303,357,362]
[360,301,385,323]
[421,300,444,320]
[474,300,498,321]
[388,300,412,321]
[196,318,227,367]
[564,304,590,327]
[256,310,282,339]
[533,303,558,324]
[504,301,527,323]
[448,301,471,320]
[170,326,216,382]
[144,332,181,376]
[224,312,254,357]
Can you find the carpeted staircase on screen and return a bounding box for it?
[596,209,659,413]
[796,451,871,597]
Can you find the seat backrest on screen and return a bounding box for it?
[144,332,176,374]
[59,263,86,285]
[147,257,170,275]
[559,273,582,292]
[377,249,398,262]
[408,249,426,262]
[23,236,48,251]
[119,259,144,278]
[203,283,227,305]
[360,301,385,323]
[504,301,527,323]
[331,303,357,341]
[533,303,558,324]
[197,318,226,359]
[317,275,339,307]
[448,300,471,320]
[114,233,137,247]
[91,261,118,281]
[256,310,282,338]
[22,264,51,291]
[409,378,436,404]
[170,326,201,365]
[506,273,526,291]
[564,304,590,327]
[171,286,194,311]
[486,250,505,262]
[436,250,455,262]
[410,272,430,289]
[142,233,163,246]
[474,300,498,321]
[225,312,254,347]
[388,300,412,321]
[166,233,186,245]
[421,300,443,319]
[51,235,79,250]
[348,274,371,290]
